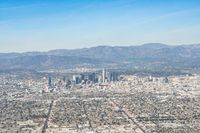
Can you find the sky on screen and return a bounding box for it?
[0,0,200,52]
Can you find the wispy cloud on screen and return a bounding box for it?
[133,6,200,26]
[0,3,48,10]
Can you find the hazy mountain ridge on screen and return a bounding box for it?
[1,43,200,71]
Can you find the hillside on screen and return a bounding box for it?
[1,43,200,71]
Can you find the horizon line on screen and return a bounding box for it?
[1,42,200,54]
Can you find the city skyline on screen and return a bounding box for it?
[1,0,200,52]
[1,1,200,132]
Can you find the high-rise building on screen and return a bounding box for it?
[63,76,66,82]
[80,73,96,83]
[81,74,85,81]
[164,77,169,83]
[109,72,119,82]
[73,75,81,84]
[98,75,102,83]
[102,69,106,83]
[48,77,52,87]
[89,73,96,83]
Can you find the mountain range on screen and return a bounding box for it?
[1,43,200,72]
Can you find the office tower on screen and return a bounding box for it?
[80,73,96,83]
[98,75,102,83]
[48,77,52,87]
[164,77,169,83]
[148,76,153,82]
[110,72,119,82]
[89,73,96,83]
[63,76,66,82]
[102,69,106,83]
[73,75,81,84]
[81,74,85,81]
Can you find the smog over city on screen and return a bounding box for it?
[1,0,200,133]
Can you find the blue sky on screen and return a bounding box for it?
[0,0,200,52]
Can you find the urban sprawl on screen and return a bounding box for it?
[0,69,200,133]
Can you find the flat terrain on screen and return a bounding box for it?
[1,74,200,133]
